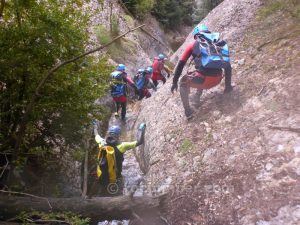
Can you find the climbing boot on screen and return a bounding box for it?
[185,108,194,120]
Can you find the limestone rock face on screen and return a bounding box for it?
[131,0,300,224]
[83,0,170,76]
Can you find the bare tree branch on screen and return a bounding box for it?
[0,189,52,209]
[27,219,70,225]
[81,137,92,197]
[267,125,300,134]
[257,29,300,51]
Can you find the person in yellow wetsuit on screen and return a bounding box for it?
[94,123,146,186]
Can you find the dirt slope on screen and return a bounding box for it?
[131,0,300,224]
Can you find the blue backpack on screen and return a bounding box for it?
[197,32,230,69]
[111,71,126,97]
[134,71,146,90]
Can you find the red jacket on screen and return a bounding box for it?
[151,57,164,80]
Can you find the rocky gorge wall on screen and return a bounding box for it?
[83,0,171,75]
[133,0,300,224]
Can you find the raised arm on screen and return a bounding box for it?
[171,41,195,92]
[93,120,106,146]
[117,123,146,153]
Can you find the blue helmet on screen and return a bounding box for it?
[158,54,165,60]
[108,125,121,136]
[192,24,209,38]
[146,67,153,73]
[117,64,126,71]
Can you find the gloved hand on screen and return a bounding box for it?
[136,123,146,146]
[171,82,178,93]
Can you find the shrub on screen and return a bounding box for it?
[95,25,112,45]
[111,14,120,37]
[152,0,195,29]
[122,0,155,20]
[124,14,135,27]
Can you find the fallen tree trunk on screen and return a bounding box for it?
[0,194,167,222]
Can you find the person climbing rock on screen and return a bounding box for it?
[133,67,157,100]
[93,122,146,195]
[171,24,233,119]
[151,53,169,88]
[110,64,138,121]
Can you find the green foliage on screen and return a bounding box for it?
[0,0,114,173]
[122,0,197,29]
[152,0,195,29]
[95,25,112,45]
[95,15,120,43]
[95,24,138,61]
[17,211,90,225]
[179,139,193,154]
[122,0,155,20]
[192,0,224,23]
[257,0,300,19]
[71,148,86,162]
[111,14,120,37]
[124,14,135,27]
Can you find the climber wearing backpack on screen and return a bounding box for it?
[93,122,146,195]
[151,53,169,88]
[133,67,157,100]
[171,24,233,119]
[110,64,138,121]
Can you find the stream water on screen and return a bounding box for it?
[97,111,145,225]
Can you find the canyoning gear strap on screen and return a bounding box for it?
[134,71,146,90]
[111,71,127,97]
[96,145,117,185]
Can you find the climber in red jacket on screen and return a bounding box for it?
[171,24,233,119]
[151,53,167,88]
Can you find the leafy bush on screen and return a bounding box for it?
[152,0,195,29]
[95,25,112,44]
[95,14,120,43]
[122,0,197,29]
[17,211,90,225]
[124,14,135,27]
[122,0,155,20]
[111,14,120,37]
[192,0,224,23]
[0,0,114,181]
